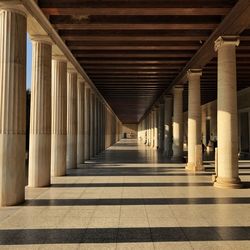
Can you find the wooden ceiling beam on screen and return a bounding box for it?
[38,0,236,8]
[41,7,230,16]
[75,54,193,59]
[84,66,182,70]
[62,35,209,41]
[70,46,199,50]
[80,60,187,64]
[86,70,180,73]
[54,23,218,30]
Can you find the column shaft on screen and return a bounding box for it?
[158,104,165,151]
[89,92,94,157]
[154,109,159,149]
[150,112,154,147]
[172,88,184,160]
[186,69,203,171]
[214,36,242,188]
[201,108,207,146]
[0,8,26,206]
[94,96,98,155]
[77,77,85,164]
[51,57,67,176]
[164,96,173,158]
[29,37,52,187]
[67,69,77,169]
[84,87,90,160]
[146,115,150,146]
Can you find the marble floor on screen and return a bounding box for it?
[0,139,250,249]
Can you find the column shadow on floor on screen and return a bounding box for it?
[67,166,214,176]
[50,182,212,188]
[0,226,249,245]
[24,197,250,206]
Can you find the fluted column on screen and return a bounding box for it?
[154,108,159,149]
[151,111,154,147]
[102,103,106,150]
[158,103,165,151]
[94,96,98,155]
[146,114,151,146]
[0,7,26,206]
[186,69,203,171]
[28,36,52,187]
[77,76,85,165]
[100,102,103,150]
[67,67,77,169]
[84,87,90,160]
[146,116,150,145]
[150,111,154,147]
[201,108,207,146]
[98,100,102,153]
[214,36,242,188]
[100,102,104,152]
[172,87,184,161]
[164,95,173,158]
[90,92,94,157]
[51,56,67,176]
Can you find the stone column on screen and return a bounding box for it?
[28,35,52,187]
[146,114,151,146]
[172,87,184,161]
[94,96,98,155]
[201,107,207,146]
[146,115,149,145]
[150,111,155,148]
[0,7,26,206]
[77,76,85,165]
[89,92,94,157]
[186,69,203,171]
[66,67,77,169]
[163,95,173,158]
[100,101,103,152]
[158,103,165,151]
[51,56,67,177]
[84,87,90,160]
[99,101,102,150]
[102,103,105,150]
[154,108,159,149]
[98,101,102,152]
[214,36,242,188]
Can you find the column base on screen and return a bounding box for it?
[214,176,243,189]
[185,162,204,171]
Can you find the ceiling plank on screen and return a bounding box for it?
[41,7,230,16]
[54,23,218,30]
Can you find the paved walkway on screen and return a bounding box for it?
[0,139,250,249]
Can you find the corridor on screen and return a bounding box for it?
[0,139,249,249]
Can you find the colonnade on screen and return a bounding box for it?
[0,3,243,209]
[138,36,242,189]
[0,4,122,207]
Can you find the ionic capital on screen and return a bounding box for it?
[187,69,202,80]
[173,86,184,93]
[29,35,52,45]
[214,36,240,51]
[77,74,84,82]
[0,2,27,17]
[52,54,67,62]
[67,65,77,74]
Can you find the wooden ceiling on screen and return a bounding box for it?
[38,0,250,123]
